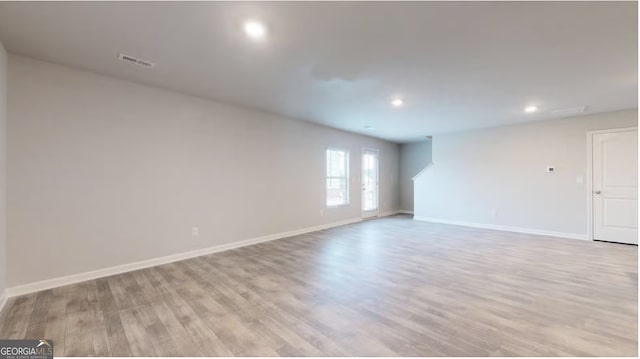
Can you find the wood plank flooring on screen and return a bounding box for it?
[0,215,637,356]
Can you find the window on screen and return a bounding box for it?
[326,148,349,207]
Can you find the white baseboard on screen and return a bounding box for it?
[6,216,388,298]
[0,290,8,314]
[413,216,587,241]
[380,209,412,217]
[378,210,396,217]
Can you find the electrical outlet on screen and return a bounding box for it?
[191,227,199,236]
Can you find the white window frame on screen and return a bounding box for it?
[326,147,350,208]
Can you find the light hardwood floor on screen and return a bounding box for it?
[0,215,637,356]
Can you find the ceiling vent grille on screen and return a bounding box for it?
[118,53,155,68]
[551,106,587,117]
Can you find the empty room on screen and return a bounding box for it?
[0,1,637,357]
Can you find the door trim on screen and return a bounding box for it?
[586,126,638,241]
[361,147,380,219]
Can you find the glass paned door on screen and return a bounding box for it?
[362,148,379,217]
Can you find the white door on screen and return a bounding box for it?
[593,129,638,244]
[362,148,379,218]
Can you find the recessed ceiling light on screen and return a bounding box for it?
[243,20,267,40]
[364,125,375,130]
[524,105,538,113]
[391,99,404,107]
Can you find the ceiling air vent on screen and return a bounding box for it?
[118,53,155,68]
[551,106,587,117]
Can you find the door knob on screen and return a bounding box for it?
[594,190,602,195]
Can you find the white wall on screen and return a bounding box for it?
[0,42,7,297]
[7,55,401,287]
[414,109,638,238]
[399,141,432,212]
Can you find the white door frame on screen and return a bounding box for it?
[586,126,638,241]
[361,147,380,218]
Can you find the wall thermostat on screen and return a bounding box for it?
[546,166,555,173]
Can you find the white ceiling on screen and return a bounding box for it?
[0,1,636,143]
